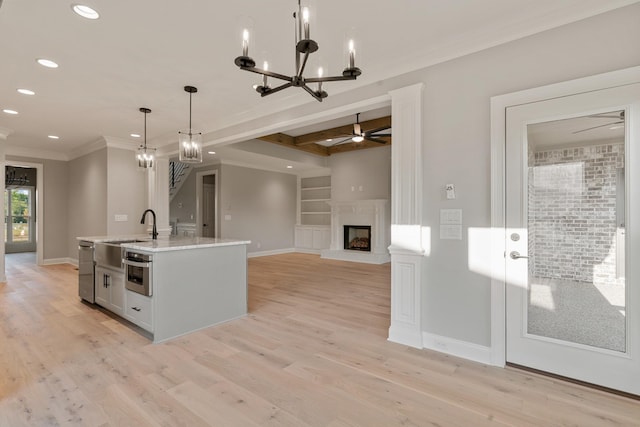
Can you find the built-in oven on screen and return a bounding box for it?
[122,251,153,296]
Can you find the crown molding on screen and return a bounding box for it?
[103,135,138,151]
[67,137,107,160]
[0,126,13,140]
[5,145,68,161]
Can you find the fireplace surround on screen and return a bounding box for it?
[321,199,390,264]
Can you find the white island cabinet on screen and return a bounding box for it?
[78,235,250,343]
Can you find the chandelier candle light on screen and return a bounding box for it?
[178,85,203,163]
[136,107,155,170]
[234,0,361,102]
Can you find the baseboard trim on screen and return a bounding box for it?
[422,332,492,365]
[44,257,77,266]
[294,248,323,255]
[248,248,296,258]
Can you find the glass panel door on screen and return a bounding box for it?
[526,113,625,352]
[505,83,640,395]
[5,187,36,252]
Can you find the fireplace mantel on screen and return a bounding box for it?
[321,199,390,264]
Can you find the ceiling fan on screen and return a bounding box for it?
[572,111,625,134]
[332,113,391,145]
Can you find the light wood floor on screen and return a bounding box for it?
[0,252,638,426]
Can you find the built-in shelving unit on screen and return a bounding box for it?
[300,176,331,226]
[296,175,331,252]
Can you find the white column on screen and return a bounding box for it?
[387,84,425,348]
[147,156,171,237]
[0,127,12,282]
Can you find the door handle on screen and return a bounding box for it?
[510,251,529,260]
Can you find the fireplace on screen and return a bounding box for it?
[344,225,371,252]
[321,199,389,264]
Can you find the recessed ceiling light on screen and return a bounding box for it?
[286,165,293,169]
[17,88,35,96]
[37,58,59,68]
[48,135,60,140]
[609,125,624,130]
[208,151,216,155]
[130,133,141,138]
[72,4,100,20]
[3,109,18,115]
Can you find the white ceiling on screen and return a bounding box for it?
[0,0,637,163]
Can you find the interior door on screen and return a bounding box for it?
[202,183,215,238]
[505,83,640,395]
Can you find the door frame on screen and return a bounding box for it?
[3,160,44,266]
[489,65,640,366]
[195,170,218,238]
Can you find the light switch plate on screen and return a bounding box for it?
[224,214,232,221]
[114,214,128,222]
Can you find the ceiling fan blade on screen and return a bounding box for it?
[367,133,391,137]
[331,137,353,146]
[365,137,389,144]
[365,126,391,134]
[572,121,623,134]
[353,123,361,135]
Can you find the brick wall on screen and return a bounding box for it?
[528,143,624,285]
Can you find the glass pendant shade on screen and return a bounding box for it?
[178,130,203,163]
[136,107,155,171]
[178,85,203,163]
[136,147,155,170]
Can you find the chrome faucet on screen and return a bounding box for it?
[140,209,158,240]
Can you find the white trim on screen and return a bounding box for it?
[43,257,76,266]
[195,170,218,238]
[248,248,296,258]
[387,83,425,349]
[294,248,322,255]
[489,65,640,368]
[5,160,45,267]
[67,137,107,160]
[0,127,13,139]
[6,145,67,161]
[422,332,493,366]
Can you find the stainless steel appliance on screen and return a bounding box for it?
[123,251,153,296]
[78,240,95,302]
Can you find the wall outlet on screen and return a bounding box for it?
[256,242,261,249]
[114,214,128,222]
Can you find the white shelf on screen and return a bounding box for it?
[300,176,331,226]
[301,186,331,191]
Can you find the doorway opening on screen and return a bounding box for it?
[196,170,218,238]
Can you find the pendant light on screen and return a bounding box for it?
[178,85,203,163]
[234,0,361,102]
[136,107,155,170]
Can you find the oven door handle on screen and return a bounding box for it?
[122,258,152,268]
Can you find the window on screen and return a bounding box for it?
[5,187,34,245]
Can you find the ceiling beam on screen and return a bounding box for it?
[257,133,329,157]
[327,137,391,155]
[295,116,392,146]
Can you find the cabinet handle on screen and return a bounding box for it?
[131,306,141,312]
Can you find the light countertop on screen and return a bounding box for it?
[77,235,250,252]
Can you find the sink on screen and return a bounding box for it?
[95,239,149,269]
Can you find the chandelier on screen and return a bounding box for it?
[136,107,155,170]
[234,0,361,102]
[178,85,203,163]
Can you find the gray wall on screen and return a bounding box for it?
[329,145,391,202]
[220,164,296,253]
[106,147,147,236]
[6,155,69,260]
[198,4,640,347]
[68,148,108,256]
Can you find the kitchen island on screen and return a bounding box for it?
[78,235,250,343]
